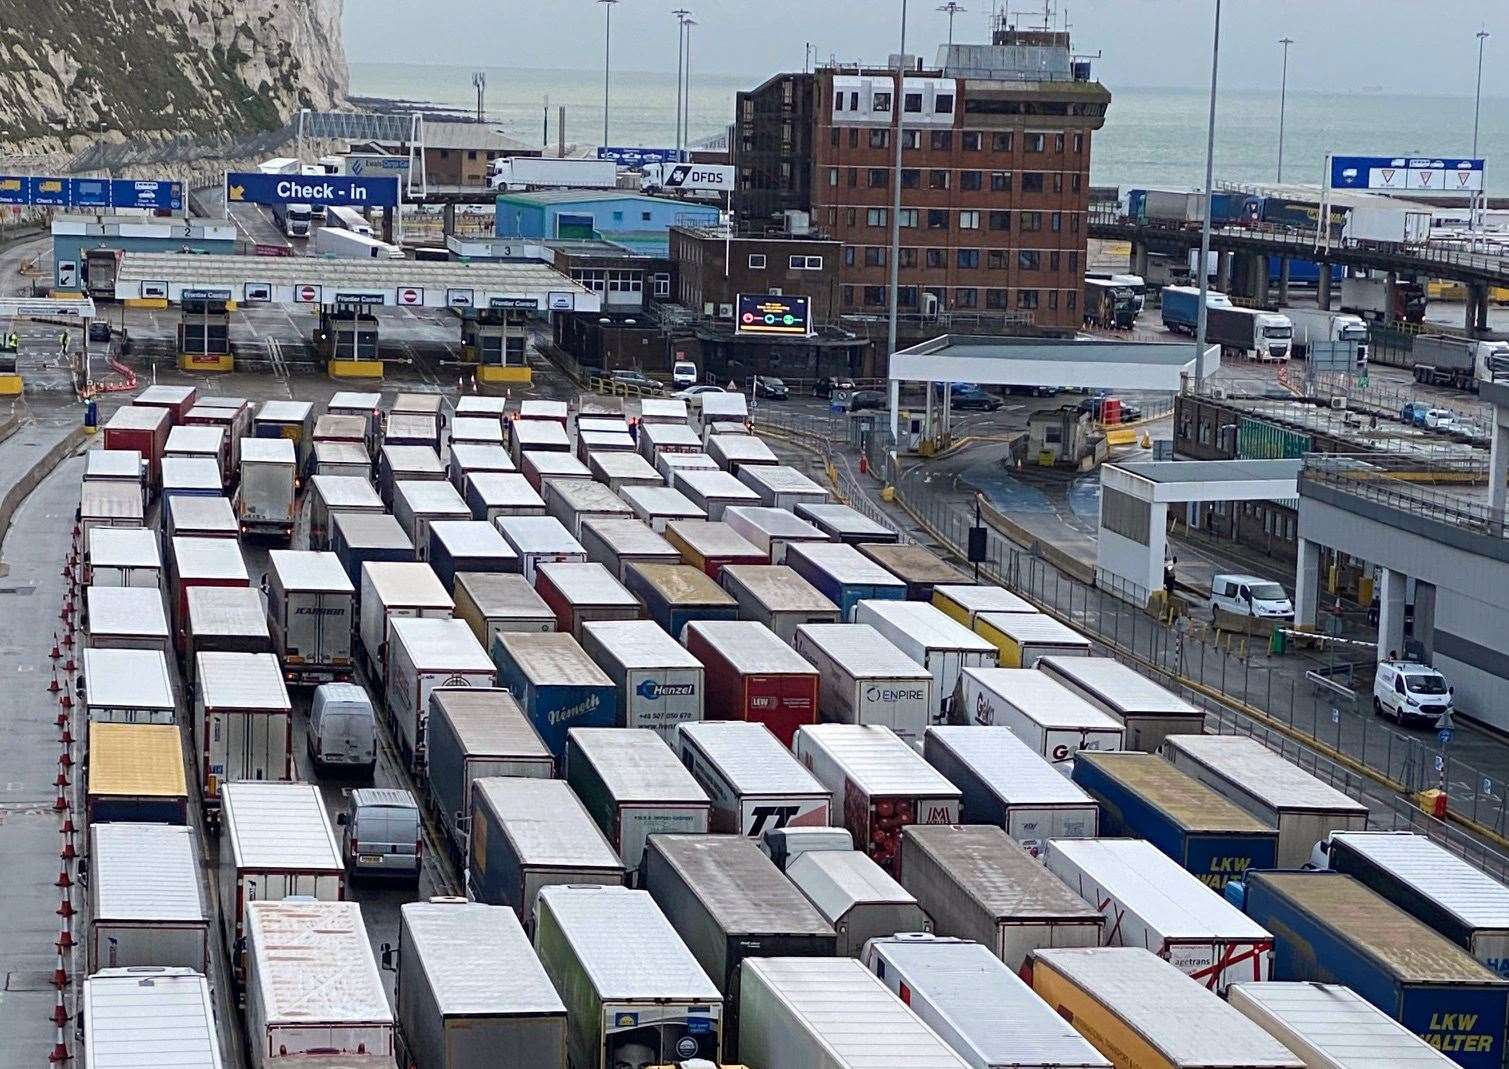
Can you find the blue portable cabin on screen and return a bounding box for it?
[427,519,519,592]
[622,562,739,639]
[784,541,906,621]
[490,630,617,761]
[1239,869,1509,1069]
[494,190,719,256]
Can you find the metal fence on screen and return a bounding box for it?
[1302,454,1503,537]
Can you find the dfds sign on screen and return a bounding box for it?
[226,171,399,209]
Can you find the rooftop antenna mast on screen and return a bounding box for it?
[472,71,486,122]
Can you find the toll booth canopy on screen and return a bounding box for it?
[178,298,230,358]
[319,308,380,363]
[462,308,529,369]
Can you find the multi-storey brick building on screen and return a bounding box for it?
[735,25,1109,334]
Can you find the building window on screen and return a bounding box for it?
[959,210,980,230]
[866,208,888,227]
[904,92,923,113]
[1048,289,1059,310]
[1020,210,1042,231]
[955,287,978,308]
[903,129,921,149]
[1049,251,1060,271]
[653,273,670,297]
[790,254,823,270]
[828,168,839,187]
[438,149,450,158]
[962,131,982,151]
[1017,289,1040,309]
[1071,174,1081,192]
[990,171,1011,192]
[1055,133,1066,153]
[846,208,856,226]
[748,253,767,269]
[957,248,979,268]
[1022,172,1044,193]
[1052,174,1063,193]
[843,245,856,266]
[930,130,953,151]
[868,168,889,189]
[849,128,860,148]
[467,150,478,160]
[898,285,919,308]
[1070,213,1080,234]
[898,208,918,228]
[1074,133,1084,153]
[987,250,1006,270]
[927,209,949,230]
[960,170,982,191]
[863,285,886,306]
[926,248,946,268]
[612,211,624,222]
[992,131,1013,151]
[869,128,890,149]
[834,91,844,110]
[1051,211,1062,232]
[929,169,950,190]
[827,207,838,226]
[1067,289,1077,311]
[935,93,954,114]
[873,91,892,112]
[989,210,1011,231]
[1025,132,1046,152]
[899,248,917,267]
[864,246,886,266]
[986,288,1007,309]
[842,285,855,306]
[848,168,858,187]
[830,128,840,148]
[901,168,920,189]
[1018,250,1041,271]
[641,211,653,221]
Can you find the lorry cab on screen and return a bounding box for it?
[338,787,422,882]
[308,682,377,774]
[1210,573,1293,621]
[1253,313,1294,361]
[1373,660,1453,728]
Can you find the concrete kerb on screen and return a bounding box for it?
[0,427,88,569]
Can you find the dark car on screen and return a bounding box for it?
[816,376,857,398]
[1077,395,1143,423]
[848,389,886,412]
[608,369,662,393]
[950,387,1003,412]
[754,375,788,400]
[87,321,113,344]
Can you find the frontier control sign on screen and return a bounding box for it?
[736,294,812,337]
[225,171,399,209]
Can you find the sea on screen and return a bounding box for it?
[351,61,1509,196]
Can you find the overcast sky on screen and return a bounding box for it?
[345,0,1505,95]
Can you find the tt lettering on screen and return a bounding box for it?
[746,805,800,837]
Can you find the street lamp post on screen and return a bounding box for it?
[1276,37,1293,182]
[673,9,690,160]
[599,0,619,146]
[1193,0,1222,393]
[1473,29,1490,157]
[683,17,697,155]
[886,0,909,447]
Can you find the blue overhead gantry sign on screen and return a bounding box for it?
[1328,155,1485,193]
[225,172,399,209]
[0,176,183,210]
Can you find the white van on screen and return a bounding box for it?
[672,360,698,388]
[1210,573,1293,622]
[337,787,422,882]
[308,682,377,774]
[1373,660,1453,728]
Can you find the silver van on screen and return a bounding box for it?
[308,682,377,774]
[338,787,422,882]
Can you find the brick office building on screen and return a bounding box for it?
[735,25,1109,334]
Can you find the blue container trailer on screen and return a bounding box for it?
[784,542,906,621]
[622,562,738,639]
[426,520,518,592]
[491,631,616,761]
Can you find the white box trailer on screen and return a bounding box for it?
[450,415,505,449]
[394,901,568,1069]
[856,600,997,725]
[580,619,704,741]
[218,782,344,984]
[358,560,454,682]
[495,515,587,583]
[265,550,355,684]
[84,448,144,508]
[194,651,294,811]
[1038,655,1205,752]
[84,968,223,1069]
[544,476,635,538]
[899,824,1103,968]
[699,391,748,424]
[1161,734,1369,867]
[449,442,515,492]
[976,611,1092,668]
[565,728,712,874]
[738,956,970,1069]
[184,586,274,688]
[1227,981,1464,1069]
[83,647,176,724]
[672,467,761,521]
[577,429,635,464]
[657,449,718,486]
[160,455,224,500]
[88,823,209,974]
[245,900,393,1067]
[453,571,554,648]
[797,501,900,545]
[308,474,384,550]
[722,563,841,644]
[619,484,707,535]
[580,517,681,581]
[1044,837,1274,991]
[236,436,297,539]
[164,424,227,485]
[924,725,1099,855]
[639,421,703,464]
[736,463,831,511]
[707,432,778,474]
[865,934,1113,1069]
[87,526,161,588]
[386,616,495,772]
[795,623,933,742]
[787,848,931,957]
[952,668,1125,765]
[677,719,831,838]
[632,397,683,424]
[510,419,571,466]
[162,493,239,542]
[394,479,471,559]
[521,450,591,493]
[533,885,724,1068]
[85,586,170,654]
[723,505,828,564]
[465,470,546,521]
[588,450,662,493]
[80,480,145,536]
[313,439,371,478]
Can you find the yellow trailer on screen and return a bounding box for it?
[975,610,1092,667]
[86,722,189,825]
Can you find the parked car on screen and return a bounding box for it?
[950,387,1003,411]
[1008,384,1056,397]
[1373,660,1453,728]
[87,321,113,344]
[673,360,699,388]
[754,375,789,400]
[336,787,422,882]
[674,383,725,400]
[848,389,886,412]
[1424,408,1457,431]
[609,369,662,392]
[815,376,857,398]
[1400,401,1429,426]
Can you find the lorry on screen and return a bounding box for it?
[972,611,1091,666]
[625,562,739,638]
[1205,306,1294,362]
[565,728,712,874]
[657,450,719,486]
[380,446,447,504]
[535,561,641,640]
[134,384,199,425]
[235,437,297,539]
[739,956,971,1069]
[532,885,723,1068]
[495,515,588,584]
[490,155,619,190]
[184,587,273,687]
[786,541,906,620]
[931,583,1036,627]
[452,571,555,648]
[1038,655,1205,752]
[163,494,238,542]
[393,480,471,560]
[1345,204,1433,246]
[580,619,704,741]
[330,512,413,592]
[1340,275,1428,323]
[639,161,735,193]
[899,824,1102,968]
[83,969,223,1069]
[103,405,171,489]
[450,442,515,493]
[512,419,573,467]
[856,544,968,603]
[641,423,707,464]
[194,651,294,816]
[520,449,589,492]
[1281,306,1371,366]
[467,777,624,921]
[265,550,356,684]
[1085,277,1142,329]
[85,722,189,825]
[796,501,901,545]
[357,560,454,684]
[1161,285,1234,335]
[786,848,931,957]
[79,480,145,538]
[663,519,767,579]
[169,536,249,653]
[85,586,170,654]
[950,668,1124,764]
[676,719,831,838]
[491,631,617,760]
[244,900,393,1066]
[1227,981,1465,1069]
[1236,870,1509,1069]
[794,724,962,875]
[218,782,345,985]
[165,424,229,486]
[389,901,568,1069]
[83,647,175,723]
[735,464,831,511]
[86,526,161,589]
[252,399,316,473]
[427,520,518,591]
[88,823,209,974]
[1070,751,1278,888]
[794,622,932,742]
[385,616,495,772]
[1044,837,1274,991]
[640,834,837,1059]
[864,934,1113,1069]
[923,725,1099,855]
[308,474,385,550]
[83,246,125,299]
[855,600,997,725]
[312,224,404,259]
[1314,831,1509,978]
[425,687,555,858]
[1029,947,1306,1069]
[722,564,840,645]
[1408,333,1509,391]
[684,619,819,746]
[721,506,826,565]
[544,477,636,538]
[465,471,546,523]
[580,517,681,581]
[586,451,663,494]
[1160,734,1369,867]
[160,456,224,501]
[706,432,779,475]
[671,468,761,522]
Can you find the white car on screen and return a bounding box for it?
[1210,573,1293,621]
[1424,408,1457,431]
[672,360,698,388]
[1373,660,1453,728]
[674,383,724,400]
